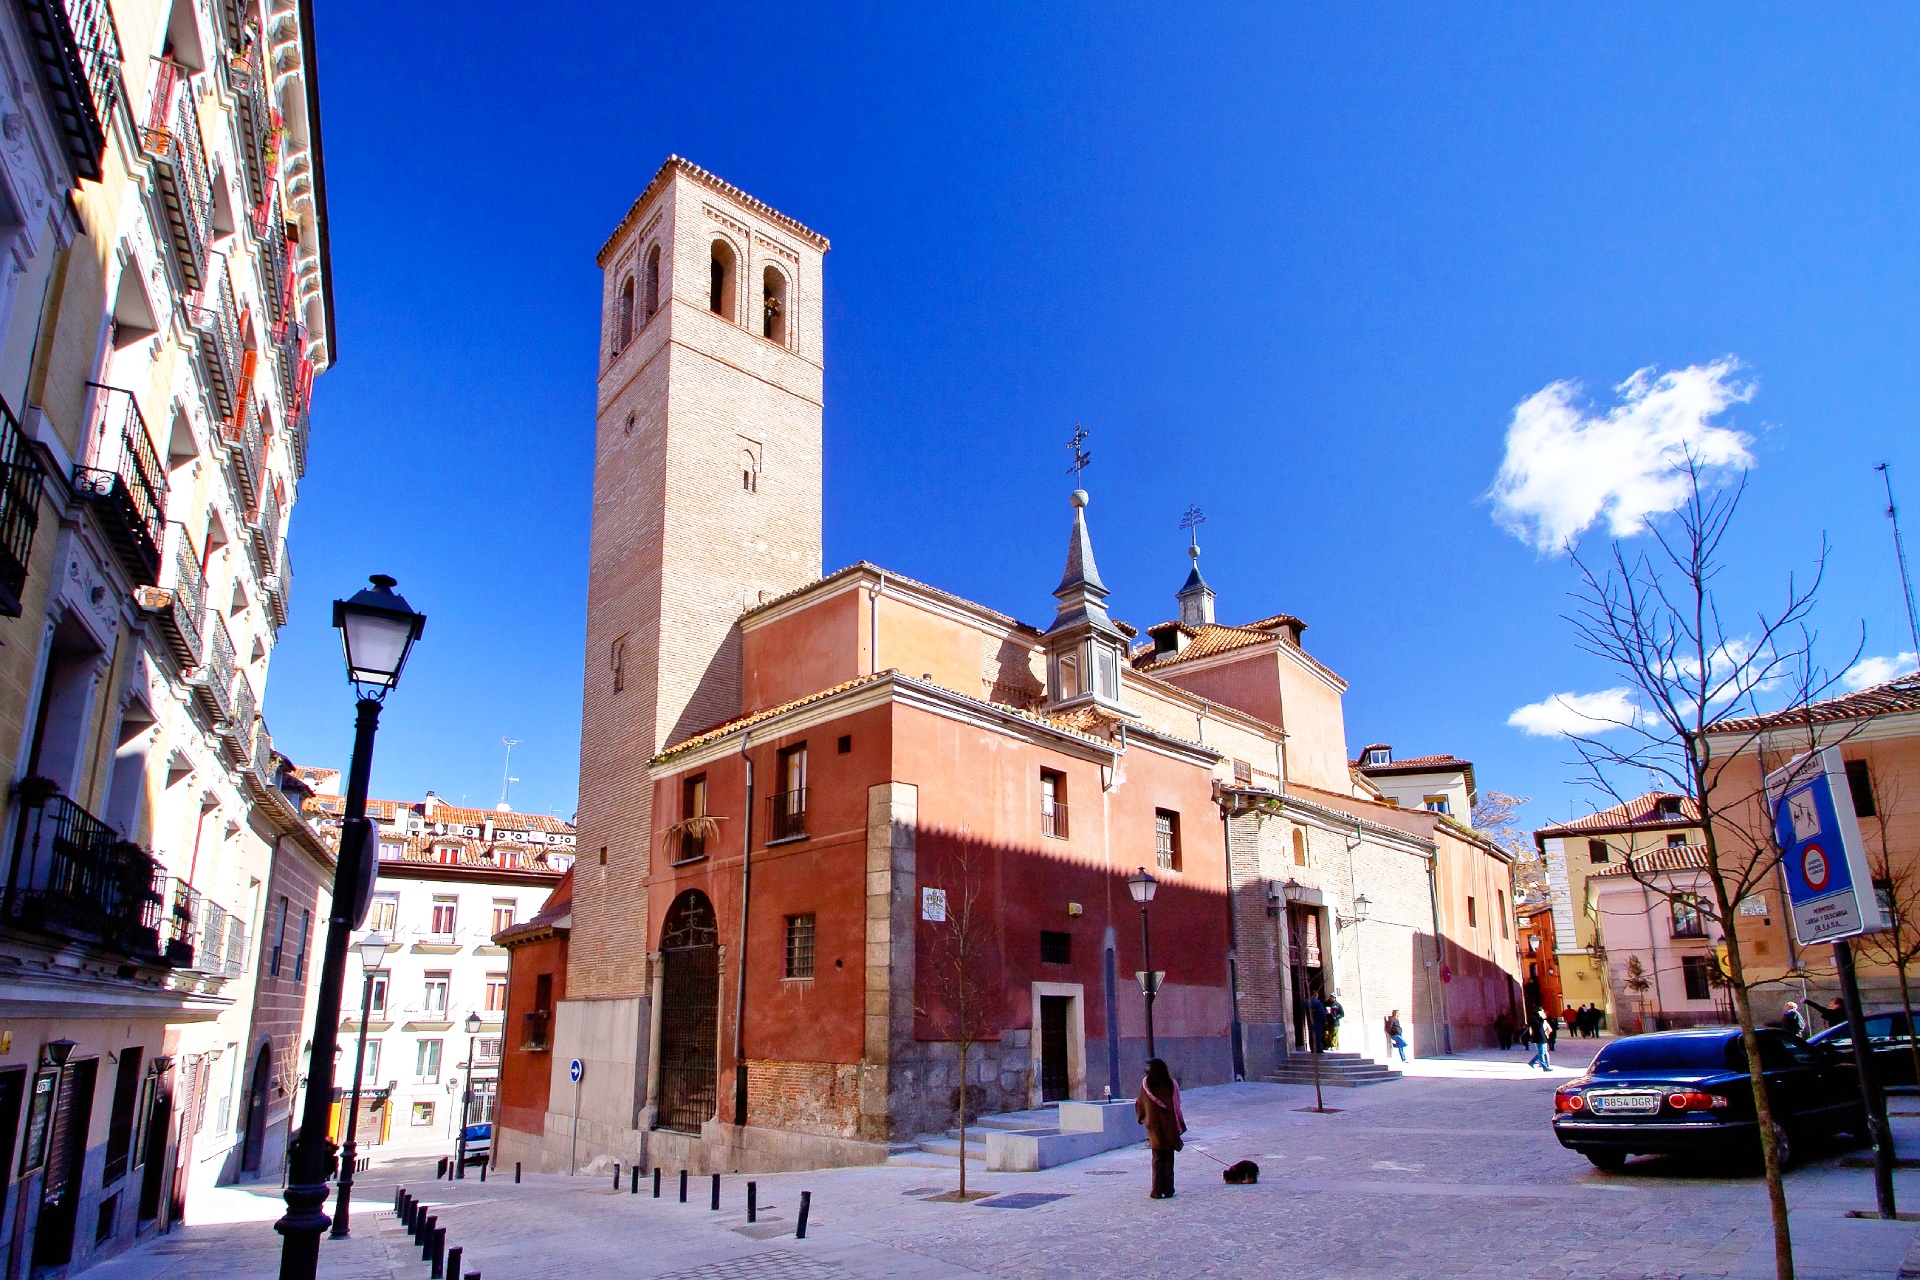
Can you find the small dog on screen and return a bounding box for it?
[1222,1159,1260,1185]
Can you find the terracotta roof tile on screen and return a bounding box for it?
[1356,753,1473,776]
[1535,792,1700,838]
[1130,623,1274,670]
[1589,844,1711,878]
[1708,672,1920,735]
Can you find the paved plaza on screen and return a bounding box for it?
[86,1045,1920,1280]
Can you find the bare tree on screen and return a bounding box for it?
[1473,790,1547,898]
[1556,460,1859,1280]
[918,849,1001,1200]
[1850,772,1920,1088]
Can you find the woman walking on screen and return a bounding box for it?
[1135,1058,1187,1199]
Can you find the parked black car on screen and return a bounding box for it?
[1552,1027,1864,1171]
[1809,1012,1920,1089]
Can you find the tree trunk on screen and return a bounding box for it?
[957,1041,968,1198]
[1899,962,1920,1099]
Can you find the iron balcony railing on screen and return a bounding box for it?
[4,789,164,960]
[263,545,290,628]
[220,669,257,766]
[256,198,290,327]
[140,59,213,291]
[1041,798,1068,840]
[0,400,45,619]
[250,484,280,580]
[17,0,113,180]
[185,260,242,419]
[768,788,808,842]
[222,399,263,512]
[192,610,237,725]
[228,37,271,211]
[164,879,245,974]
[74,384,166,585]
[272,320,304,417]
[134,535,205,667]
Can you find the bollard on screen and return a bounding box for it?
[630,1165,640,1194]
[652,1167,661,1198]
[710,1173,720,1211]
[678,1169,688,1203]
[747,1181,757,1223]
[446,1247,463,1280]
[796,1190,811,1239]
[465,1273,482,1280]
[400,1195,412,1229]
[393,1188,401,1216]
[421,1216,438,1259]
[479,1159,486,1183]
[430,1227,446,1278]
[437,1156,449,1180]
[515,1161,522,1184]
[613,1162,620,1191]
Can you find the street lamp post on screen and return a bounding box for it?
[329,932,395,1237]
[1127,868,1159,1060]
[1349,892,1372,1059]
[456,1012,481,1178]
[277,576,425,1280]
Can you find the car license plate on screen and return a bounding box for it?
[1590,1091,1660,1115]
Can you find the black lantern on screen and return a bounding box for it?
[332,575,426,694]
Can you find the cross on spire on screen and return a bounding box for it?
[1066,423,1092,483]
[1179,504,1206,549]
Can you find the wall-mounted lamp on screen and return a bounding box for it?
[40,1039,75,1070]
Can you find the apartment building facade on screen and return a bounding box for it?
[0,0,332,1271]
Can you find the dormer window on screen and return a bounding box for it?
[1367,748,1390,766]
[1055,652,1080,700]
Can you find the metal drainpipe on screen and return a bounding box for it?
[1221,795,1244,1080]
[731,732,754,1126]
[1427,848,1452,1054]
[1346,820,1369,1060]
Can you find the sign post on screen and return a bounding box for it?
[567,1058,584,1178]
[1766,746,1894,1217]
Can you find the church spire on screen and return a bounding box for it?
[1177,504,1215,625]
[1050,488,1114,631]
[1042,455,1129,710]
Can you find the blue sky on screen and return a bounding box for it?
[266,3,1920,829]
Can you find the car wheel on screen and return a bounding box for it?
[1584,1150,1628,1171]
[1767,1120,1794,1172]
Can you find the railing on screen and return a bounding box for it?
[522,1011,551,1051]
[171,538,204,659]
[195,899,229,975]
[204,611,236,722]
[263,543,290,627]
[768,788,808,842]
[59,0,124,144]
[17,0,112,180]
[250,484,280,579]
[74,385,166,584]
[223,669,257,763]
[256,198,289,326]
[5,791,164,959]
[140,60,213,290]
[230,41,272,213]
[273,321,304,417]
[0,400,45,619]
[1041,798,1069,840]
[185,262,242,418]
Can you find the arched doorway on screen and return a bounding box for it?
[655,890,720,1135]
[240,1044,271,1173]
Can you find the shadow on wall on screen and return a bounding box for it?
[1412,932,1522,1053]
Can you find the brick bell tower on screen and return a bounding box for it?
[550,158,827,1167]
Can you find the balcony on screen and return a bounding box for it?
[220,669,257,766]
[17,0,116,181]
[1041,798,1069,840]
[222,396,263,512]
[263,548,290,628]
[0,401,46,619]
[768,788,808,842]
[4,790,165,961]
[185,263,242,420]
[255,198,290,327]
[272,320,305,418]
[249,484,280,581]
[189,610,236,724]
[140,60,213,292]
[228,39,272,212]
[134,538,205,667]
[74,385,166,585]
[162,880,248,977]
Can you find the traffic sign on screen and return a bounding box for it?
[569,1058,584,1084]
[1766,746,1885,946]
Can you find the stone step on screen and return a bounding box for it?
[917,1136,988,1159]
[885,1150,963,1170]
[1264,1068,1401,1088]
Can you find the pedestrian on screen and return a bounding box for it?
[1307,991,1327,1054]
[1385,1009,1408,1063]
[1780,1001,1804,1039]
[1546,1009,1559,1051]
[1324,994,1346,1050]
[1576,1004,1592,1038]
[1594,1004,1607,1035]
[1820,999,1847,1031]
[1527,1007,1552,1071]
[1135,1057,1186,1199]
[1494,1010,1514,1051]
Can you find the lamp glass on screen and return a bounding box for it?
[1127,867,1158,904]
[1353,892,1372,920]
[43,1039,75,1068]
[357,932,393,970]
[333,575,425,691]
[464,1012,482,1035]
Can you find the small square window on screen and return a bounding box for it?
[1466,896,1478,928]
[1040,931,1071,965]
[837,735,851,754]
[1588,839,1610,864]
[411,1101,435,1126]
[785,913,816,979]
[1846,759,1877,818]
[1666,833,1687,848]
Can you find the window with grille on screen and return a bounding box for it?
[1040,930,1071,965]
[478,1037,502,1063]
[785,913,816,979]
[1681,954,1712,1001]
[485,973,508,1011]
[431,897,457,936]
[1040,770,1067,839]
[1154,810,1180,871]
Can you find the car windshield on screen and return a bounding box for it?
[1823,1014,1909,1044]
[1591,1036,1735,1074]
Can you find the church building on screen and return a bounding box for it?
[494,157,1521,1176]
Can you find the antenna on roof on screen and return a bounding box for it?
[1875,463,1920,660]
[498,738,521,813]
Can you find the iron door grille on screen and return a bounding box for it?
[656,944,720,1135]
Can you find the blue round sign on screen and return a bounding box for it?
[569,1058,583,1084]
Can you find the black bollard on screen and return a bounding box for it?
[421,1216,438,1259]
[465,1273,482,1280]
[630,1165,640,1194]
[747,1181,757,1223]
[400,1195,412,1229]
[613,1162,620,1190]
[679,1169,688,1203]
[796,1191,811,1239]
[479,1159,486,1183]
[437,1156,449,1179]
[710,1173,720,1211]
[393,1188,401,1216]
[652,1167,661,1198]
[515,1161,522,1184]
[430,1227,446,1278]
[446,1247,463,1280]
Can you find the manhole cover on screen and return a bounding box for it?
[652,1249,850,1279]
[976,1192,1070,1209]
[901,1186,944,1195]
[1082,1169,1127,1176]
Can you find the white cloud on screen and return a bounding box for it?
[1843,652,1919,691]
[1489,359,1756,554]
[1507,688,1643,738]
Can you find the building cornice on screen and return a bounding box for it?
[598,156,830,267]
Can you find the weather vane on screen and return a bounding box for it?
[1180,504,1207,549]
[1066,423,1092,484]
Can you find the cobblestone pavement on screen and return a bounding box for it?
[87,1043,1920,1280]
